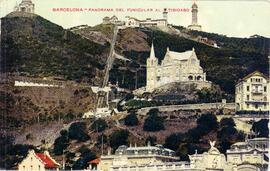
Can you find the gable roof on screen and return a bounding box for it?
[241,71,269,81]
[35,153,60,169]
[88,158,101,164]
[168,50,194,61]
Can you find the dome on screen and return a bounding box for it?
[192,3,198,8]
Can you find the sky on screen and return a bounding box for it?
[0,0,270,38]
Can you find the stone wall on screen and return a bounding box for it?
[138,102,236,115]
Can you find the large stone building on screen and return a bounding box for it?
[14,0,35,13]
[235,71,269,112]
[189,140,267,171]
[226,137,268,166]
[146,43,210,92]
[94,139,267,171]
[187,2,202,31]
[97,143,179,171]
[18,150,60,171]
[102,9,168,28]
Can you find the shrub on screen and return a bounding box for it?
[109,129,129,151]
[124,111,138,126]
[68,122,90,142]
[53,131,69,155]
[164,133,184,151]
[197,113,218,132]
[252,119,269,137]
[220,118,236,128]
[91,119,108,132]
[145,136,157,146]
[143,112,164,132]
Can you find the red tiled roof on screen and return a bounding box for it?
[88,158,101,164]
[35,153,59,169]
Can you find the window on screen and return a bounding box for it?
[247,95,250,100]
[264,86,267,92]
[247,86,250,91]
[255,104,259,109]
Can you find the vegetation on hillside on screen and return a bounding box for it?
[1,12,109,84]
[164,114,244,160]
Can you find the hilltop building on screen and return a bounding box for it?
[102,15,125,26]
[146,43,211,92]
[18,150,60,171]
[97,143,179,171]
[235,71,269,112]
[102,9,168,28]
[14,0,35,13]
[187,2,202,31]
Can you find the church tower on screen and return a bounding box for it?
[188,2,202,31]
[146,43,158,92]
[15,0,35,13]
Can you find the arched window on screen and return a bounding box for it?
[197,76,202,81]
[188,75,193,80]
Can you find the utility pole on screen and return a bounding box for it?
[267,53,270,158]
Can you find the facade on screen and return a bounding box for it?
[14,0,35,13]
[18,150,60,171]
[189,140,267,171]
[235,71,269,112]
[226,138,268,166]
[146,43,209,92]
[189,141,229,170]
[98,143,179,171]
[102,16,125,26]
[103,9,168,28]
[188,2,202,31]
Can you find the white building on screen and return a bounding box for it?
[187,2,202,31]
[97,143,179,171]
[103,9,168,28]
[189,141,229,170]
[226,138,268,166]
[18,150,60,171]
[14,0,35,13]
[102,16,125,26]
[189,140,267,171]
[146,43,210,92]
[235,71,269,112]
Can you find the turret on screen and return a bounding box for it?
[146,42,158,92]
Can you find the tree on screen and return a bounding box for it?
[220,118,236,128]
[124,111,138,126]
[143,112,164,132]
[53,130,69,155]
[164,133,184,151]
[91,119,108,132]
[109,129,129,151]
[145,136,157,146]
[252,119,269,137]
[68,122,90,142]
[73,148,96,170]
[197,113,218,132]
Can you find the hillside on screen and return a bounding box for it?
[114,27,269,93]
[1,12,110,85]
[73,25,270,93]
